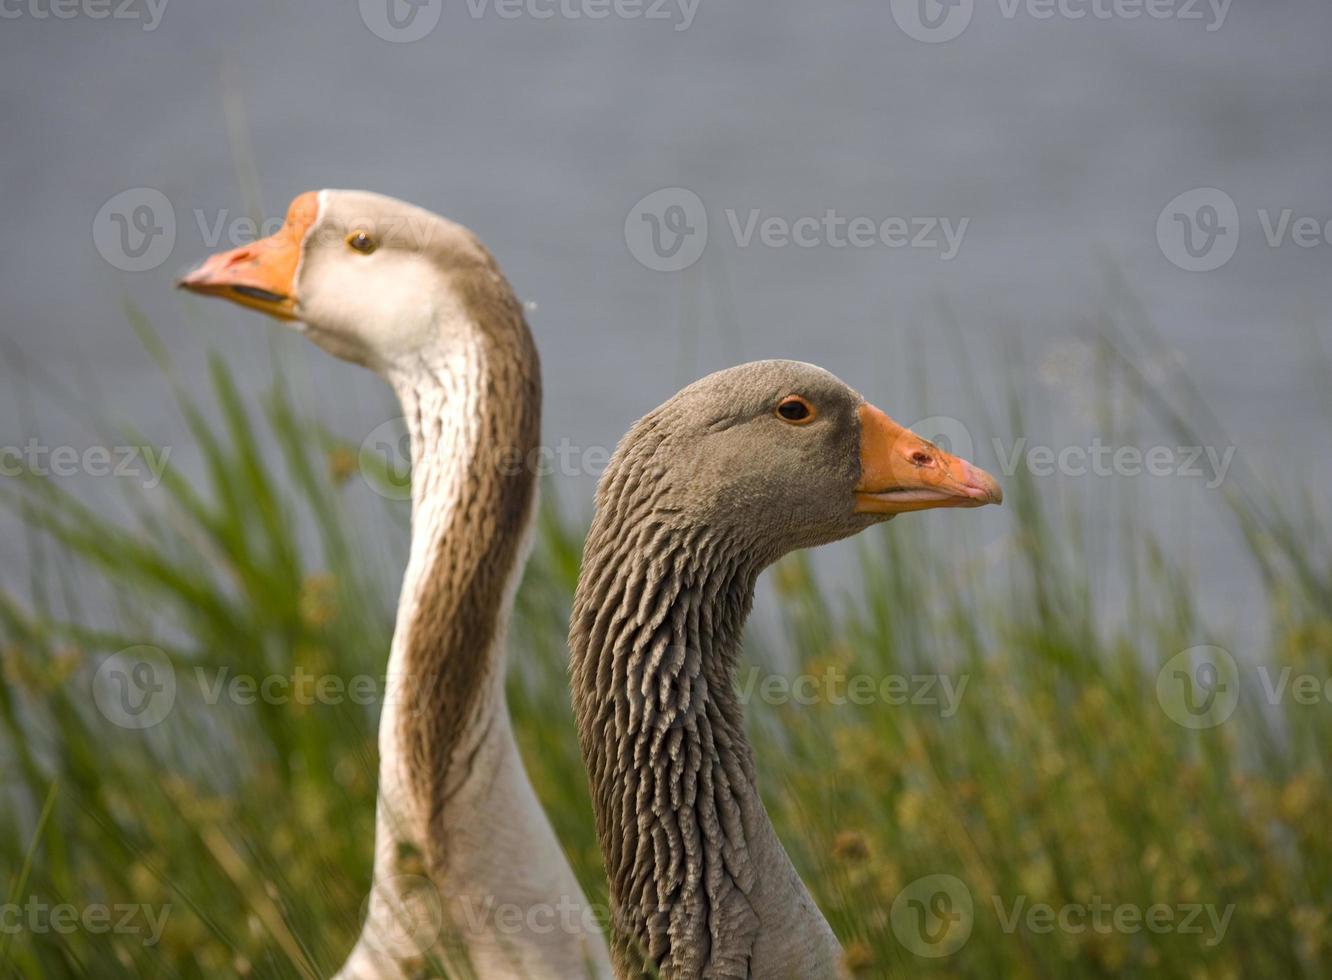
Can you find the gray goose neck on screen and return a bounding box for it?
[571,514,780,977]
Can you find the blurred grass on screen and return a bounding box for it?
[1,315,1330,979]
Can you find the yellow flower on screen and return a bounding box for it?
[773,555,811,597]
[327,445,358,485]
[840,941,875,976]
[895,789,927,834]
[1278,772,1320,823]
[1291,905,1326,958]
[831,830,872,865]
[299,573,338,629]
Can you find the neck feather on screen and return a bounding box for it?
[384,322,540,859]
[571,511,772,977]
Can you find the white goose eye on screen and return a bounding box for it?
[775,395,816,424]
[346,230,376,254]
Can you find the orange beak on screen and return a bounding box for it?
[177,191,319,320]
[854,403,1002,514]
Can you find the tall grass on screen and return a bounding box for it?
[1,316,1329,979]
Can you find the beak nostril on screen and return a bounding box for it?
[911,451,933,467]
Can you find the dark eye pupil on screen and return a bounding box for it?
[351,233,372,252]
[779,400,809,420]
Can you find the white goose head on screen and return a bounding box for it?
[180,189,502,374]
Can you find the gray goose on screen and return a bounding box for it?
[569,359,1002,979]
[182,190,612,980]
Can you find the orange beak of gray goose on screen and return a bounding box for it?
[854,402,1003,515]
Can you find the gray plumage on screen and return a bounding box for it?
[570,361,889,979]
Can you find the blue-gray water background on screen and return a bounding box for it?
[2,1,1330,650]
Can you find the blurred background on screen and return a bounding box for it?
[3,0,1331,629]
[2,2,1331,978]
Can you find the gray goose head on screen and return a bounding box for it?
[586,358,999,567]
[569,359,1000,979]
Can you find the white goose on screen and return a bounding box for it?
[182,190,612,979]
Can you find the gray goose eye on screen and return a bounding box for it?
[346,230,376,254]
[775,395,815,424]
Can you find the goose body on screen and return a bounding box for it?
[569,360,1001,978]
[183,190,612,979]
